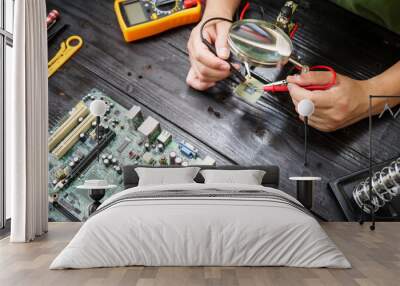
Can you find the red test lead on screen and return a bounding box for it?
[264,65,337,93]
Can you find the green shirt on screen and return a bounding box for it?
[333,0,400,34]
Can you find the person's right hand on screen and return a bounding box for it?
[186,18,233,90]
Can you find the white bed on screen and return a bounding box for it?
[50,183,351,269]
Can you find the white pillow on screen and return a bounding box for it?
[136,167,200,186]
[200,169,266,185]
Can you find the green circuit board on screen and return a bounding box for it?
[234,77,264,104]
[48,89,215,222]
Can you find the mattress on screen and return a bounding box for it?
[50,183,351,269]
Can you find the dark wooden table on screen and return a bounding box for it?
[46,0,400,221]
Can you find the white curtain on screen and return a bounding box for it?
[7,0,48,242]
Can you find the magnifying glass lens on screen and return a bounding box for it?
[228,20,293,67]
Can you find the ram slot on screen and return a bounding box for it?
[52,114,96,159]
[48,101,89,151]
[61,130,116,189]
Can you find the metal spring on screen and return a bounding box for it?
[353,158,400,214]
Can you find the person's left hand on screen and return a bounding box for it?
[287,72,370,132]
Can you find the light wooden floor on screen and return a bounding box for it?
[0,223,399,286]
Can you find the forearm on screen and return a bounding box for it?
[363,61,400,113]
[203,0,242,19]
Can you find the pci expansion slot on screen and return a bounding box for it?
[54,129,116,191]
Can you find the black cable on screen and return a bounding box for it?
[199,17,246,83]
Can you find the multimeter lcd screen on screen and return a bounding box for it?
[123,2,147,26]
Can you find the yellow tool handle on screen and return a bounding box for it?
[48,35,83,78]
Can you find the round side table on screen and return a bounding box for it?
[77,180,116,216]
[289,177,321,210]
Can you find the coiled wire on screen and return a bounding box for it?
[353,158,400,214]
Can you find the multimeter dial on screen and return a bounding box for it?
[152,0,180,15]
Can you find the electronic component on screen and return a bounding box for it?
[114,165,122,174]
[157,130,172,146]
[159,155,167,165]
[142,152,154,165]
[201,155,216,166]
[126,105,144,130]
[182,161,189,167]
[157,143,164,152]
[114,0,202,42]
[169,151,176,165]
[276,1,298,34]
[128,151,138,159]
[138,116,161,143]
[52,113,96,159]
[79,133,86,142]
[117,137,131,153]
[178,141,198,159]
[144,142,151,151]
[234,77,264,104]
[175,157,182,165]
[48,101,89,151]
[55,169,66,181]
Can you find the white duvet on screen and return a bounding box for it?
[50,183,351,269]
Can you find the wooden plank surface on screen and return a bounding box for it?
[1,222,400,286]
[46,0,400,221]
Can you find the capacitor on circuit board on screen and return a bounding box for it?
[169,151,176,165]
[175,157,182,166]
[157,143,164,152]
[159,155,167,165]
[79,133,86,142]
[114,165,122,174]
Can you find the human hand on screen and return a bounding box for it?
[186,18,235,90]
[287,72,370,132]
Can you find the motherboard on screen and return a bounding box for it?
[48,89,216,222]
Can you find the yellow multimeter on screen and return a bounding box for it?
[115,0,202,42]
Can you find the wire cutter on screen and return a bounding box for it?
[48,35,83,78]
[263,65,337,92]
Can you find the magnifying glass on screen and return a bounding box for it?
[227,19,336,93]
[228,19,305,70]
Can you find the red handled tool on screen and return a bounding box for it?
[264,65,337,93]
[47,9,60,29]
